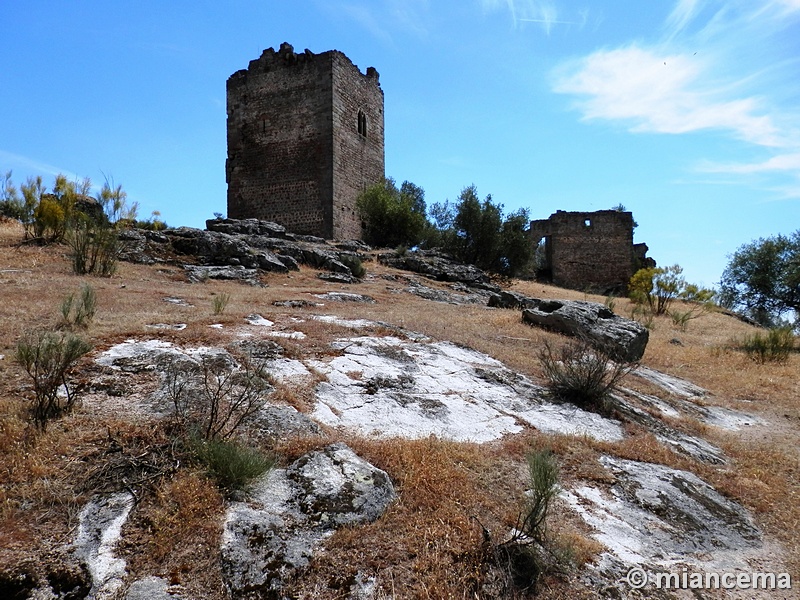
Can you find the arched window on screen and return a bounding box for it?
[357,110,367,138]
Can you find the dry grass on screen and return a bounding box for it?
[1,220,799,596]
[121,471,227,599]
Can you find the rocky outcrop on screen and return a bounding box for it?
[378,250,500,291]
[312,335,624,443]
[521,299,649,362]
[487,290,541,309]
[564,456,761,570]
[70,492,135,599]
[221,443,395,599]
[118,218,370,281]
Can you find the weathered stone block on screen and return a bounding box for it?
[522,299,649,361]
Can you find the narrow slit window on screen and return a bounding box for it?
[357,110,367,138]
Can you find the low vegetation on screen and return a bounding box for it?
[211,292,231,315]
[493,448,571,593]
[537,338,635,415]
[736,326,796,364]
[189,435,275,491]
[59,284,97,330]
[0,216,798,599]
[358,179,533,277]
[15,330,92,430]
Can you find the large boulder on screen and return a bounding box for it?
[221,443,395,599]
[522,299,648,362]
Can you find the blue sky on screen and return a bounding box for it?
[2,0,799,287]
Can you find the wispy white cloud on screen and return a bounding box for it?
[665,0,702,36]
[553,44,780,146]
[336,0,429,43]
[479,0,586,33]
[698,151,800,198]
[551,0,800,200]
[0,150,113,197]
[701,152,800,174]
[0,150,78,181]
[553,1,800,147]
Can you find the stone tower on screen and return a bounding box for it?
[225,43,385,240]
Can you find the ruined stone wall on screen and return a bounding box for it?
[226,43,384,239]
[331,55,384,240]
[530,210,636,293]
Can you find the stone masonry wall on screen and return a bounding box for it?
[331,54,384,240]
[226,43,384,240]
[530,210,636,294]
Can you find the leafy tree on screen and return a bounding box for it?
[357,178,428,248]
[718,232,800,328]
[451,185,503,267]
[442,185,533,277]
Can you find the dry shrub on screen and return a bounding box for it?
[538,338,636,415]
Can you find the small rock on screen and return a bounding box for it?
[183,265,262,285]
[272,299,323,308]
[487,290,540,309]
[314,292,376,303]
[318,272,359,284]
[126,576,184,600]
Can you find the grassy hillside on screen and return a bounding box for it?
[0,219,797,599]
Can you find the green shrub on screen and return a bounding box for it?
[494,448,570,593]
[357,178,428,248]
[212,293,231,315]
[68,214,121,276]
[738,326,795,363]
[60,284,97,329]
[338,254,366,278]
[628,265,685,316]
[15,331,92,429]
[520,449,559,543]
[0,171,26,221]
[538,339,634,415]
[190,436,274,491]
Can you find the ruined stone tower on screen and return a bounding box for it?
[226,43,385,239]
[530,210,650,294]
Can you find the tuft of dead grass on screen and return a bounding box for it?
[121,470,227,598]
